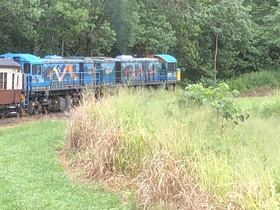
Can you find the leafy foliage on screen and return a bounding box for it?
[181,83,249,134]
[130,1,176,55]
[0,0,280,83]
[104,0,139,54]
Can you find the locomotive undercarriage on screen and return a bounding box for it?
[0,81,177,119]
[24,88,83,116]
[0,104,20,118]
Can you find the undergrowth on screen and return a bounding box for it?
[225,70,280,92]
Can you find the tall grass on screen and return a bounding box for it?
[64,88,280,209]
[250,90,280,118]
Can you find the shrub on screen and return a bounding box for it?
[226,71,280,92]
[181,83,249,134]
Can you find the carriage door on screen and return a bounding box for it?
[115,61,122,83]
[79,63,84,85]
[160,62,167,81]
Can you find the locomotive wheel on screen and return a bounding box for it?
[33,106,39,115]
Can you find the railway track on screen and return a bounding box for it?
[0,112,70,128]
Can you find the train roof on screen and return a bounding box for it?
[44,55,63,59]
[0,58,21,69]
[115,55,134,60]
[154,54,177,63]
[113,55,158,63]
[0,53,44,64]
[43,58,85,63]
[43,55,104,63]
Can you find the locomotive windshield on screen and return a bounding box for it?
[32,64,43,75]
[23,63,30,74]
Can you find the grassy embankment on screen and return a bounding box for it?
[0,120,125,209]
[65,87,280,209]
[1,79,280,209]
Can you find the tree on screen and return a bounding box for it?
[37,0,116,56]
[195,0,253,82]
[104,0,139,55]
[129,0,176,56]
[0,0,42,53]
[263,0,280,69]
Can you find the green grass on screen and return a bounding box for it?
[236,90,280,118]
[0,120,125,210]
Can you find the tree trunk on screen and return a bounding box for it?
[61,39,64,57]
[86,35,91,56]
[214,33,218,84]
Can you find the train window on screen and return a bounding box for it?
[162,62,166,69]
[32,64,42,75]
[12,73,14,89]
[13,56,20,62]
[168,63,177,71]
[17,75,19,88]
[0,73,7,89]
[23,63,30,74]
[0,73,2,89]
[4,73,7,89]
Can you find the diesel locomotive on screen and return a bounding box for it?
[0,53,180,117]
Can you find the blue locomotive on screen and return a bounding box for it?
[0,53,180,115]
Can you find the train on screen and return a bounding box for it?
[0,53,181,117]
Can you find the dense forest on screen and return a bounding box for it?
[0,0,279,82]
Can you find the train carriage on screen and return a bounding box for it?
[115,56,159,84]
[0,58,22,118]
[98,54,180,86]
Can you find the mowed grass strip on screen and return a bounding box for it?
[0,120,125,210]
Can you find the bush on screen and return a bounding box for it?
[226,70,280,92]
[181,83,249,134]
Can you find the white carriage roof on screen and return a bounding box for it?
[0,58,21,69]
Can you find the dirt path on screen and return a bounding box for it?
[0,112,68,128]
[239,87,275,97]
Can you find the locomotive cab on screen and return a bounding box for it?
[147,54,178,82]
